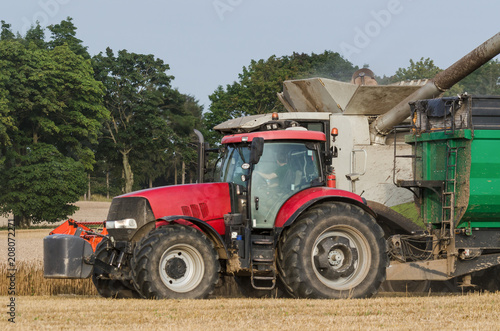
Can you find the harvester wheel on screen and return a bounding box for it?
[278,201,387,299]
[131,224,219,299]
[92,241,142,299]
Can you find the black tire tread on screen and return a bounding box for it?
[92,240,142,299]
[277,202,387,299]
[131,225,220,299]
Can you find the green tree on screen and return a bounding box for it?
[0,38,14,148]
[0,144,87,225]
[0,85,12,147]
[169,95,203,185]
[389,57,464,96]
[24,23,46,48]
[47,17,89,58]
[205,51,357,143]
[460,59,500,95]
[294,50,356,81]
[136,94,203,187]
[93,48,183,192]
[391,58,500,96]
[0,40,107,169]
[392,57,441,82]
[0,22,108,227]
[0,20,15,40]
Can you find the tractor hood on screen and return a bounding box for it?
[112,182,233,224]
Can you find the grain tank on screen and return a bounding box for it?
[386,94,500,286]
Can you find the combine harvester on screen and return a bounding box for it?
[44,32,500,298]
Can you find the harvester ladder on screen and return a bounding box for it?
[250,236,276,291]
[441,143,458,239]
[392,125,420,186]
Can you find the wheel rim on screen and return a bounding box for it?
[312,225,370,290]
[159,244,205,293]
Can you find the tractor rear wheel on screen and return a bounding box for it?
[92,240,142,299]
[131,225,220,299]
[278,201,387,299]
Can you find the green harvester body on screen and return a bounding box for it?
[406,96,500,231]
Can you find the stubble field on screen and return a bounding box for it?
[2,294,500,330]
[1,202,500,329]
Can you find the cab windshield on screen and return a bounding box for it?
[215,141,322,228]
[214,144,250,186]
[215,142,322,187]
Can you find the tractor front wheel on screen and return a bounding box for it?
[92,240,142,299]
[132,224,220,299]
[278,202,387,299]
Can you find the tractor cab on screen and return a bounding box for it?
[216,122,326,229]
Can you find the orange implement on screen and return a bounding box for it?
[50,219,108,251]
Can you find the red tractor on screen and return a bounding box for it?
[44,117,387,299]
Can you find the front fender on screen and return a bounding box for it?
[157,215,229,259]
[274,187,375,229]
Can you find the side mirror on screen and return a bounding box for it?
[249,137,264,165]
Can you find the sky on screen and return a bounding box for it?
[1,0,499,111]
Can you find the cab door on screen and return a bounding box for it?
[251,142,321,228]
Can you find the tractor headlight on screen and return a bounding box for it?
[106,218,137,229]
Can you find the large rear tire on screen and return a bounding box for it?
[92,240,142,299]
[278,201,387,299]
[131,225,220,299]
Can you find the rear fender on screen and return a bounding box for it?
[274,187,376,230]
[366,200,422,237]
[156,215,229,259]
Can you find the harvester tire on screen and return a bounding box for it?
[92,241,142,299]
[131,224,220,299]
[278,201,387,299]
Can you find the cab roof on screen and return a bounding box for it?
[221,128,326,144]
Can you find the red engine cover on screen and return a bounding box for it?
[118,183,232,235]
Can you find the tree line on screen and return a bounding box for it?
[0,18,202,227]
[1,17,499,227]
[207,55,500,139]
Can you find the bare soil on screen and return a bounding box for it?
[0,201,111,227]
[0,201,110,263]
